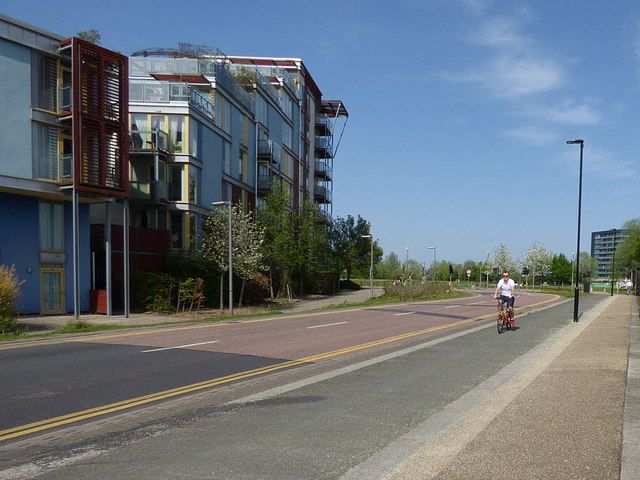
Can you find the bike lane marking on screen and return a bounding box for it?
[142,340,219,353]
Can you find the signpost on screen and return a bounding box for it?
[466,269,471,284]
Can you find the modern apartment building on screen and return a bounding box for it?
[0,15,128,314]
[124,46,348,257]
[227,56,348,217]
[591,228,628,278]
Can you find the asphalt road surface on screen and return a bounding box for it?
[1,291,610,479]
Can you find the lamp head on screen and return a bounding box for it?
[566,139,584,145]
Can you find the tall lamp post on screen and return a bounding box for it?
[361,234,373,297]
[212,201,233,316]
[611,250,616,297]
[428,246,436,281]
[567,139,584,323]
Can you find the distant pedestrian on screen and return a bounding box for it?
[627,280,633,294]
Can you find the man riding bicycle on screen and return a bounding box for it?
[493,271,515,324]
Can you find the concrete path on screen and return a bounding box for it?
[369,294,639,480]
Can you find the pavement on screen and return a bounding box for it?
[7,289,640,479]
[377,293,640,480]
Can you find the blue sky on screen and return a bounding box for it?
[5,0,640,265]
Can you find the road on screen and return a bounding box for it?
[0,291,610,479]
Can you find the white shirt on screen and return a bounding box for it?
[497,278,515,296]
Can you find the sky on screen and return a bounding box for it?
[4,0,640,266]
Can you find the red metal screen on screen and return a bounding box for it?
[70,38,129,196]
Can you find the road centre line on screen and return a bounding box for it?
[306,321,349,329]
[394,312,415,316]
[142,341,219,353]
[468,301,487,305]
[0,295,561,443]
[444,306,459,309]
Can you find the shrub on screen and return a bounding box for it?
[0,264,24,320]
[381,281,451,302]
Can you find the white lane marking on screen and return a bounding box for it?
[444,305,459,309]
[468,301,487,305]
[142,341,219,353]
[307,321,349,329]
[394,312,415,316]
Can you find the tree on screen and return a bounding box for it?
[578,252,598,280]
[615,219,640,277]
[256,185,297,297]
[549,254,572,284]
[524,242,553,286]
[76,29,101,45]
[376,252,402,279]
[330,215,380,280]
[491,244,516,276]
[201,204,263,311]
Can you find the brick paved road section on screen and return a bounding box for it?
[377,295,635,480]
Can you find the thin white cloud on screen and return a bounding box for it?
[523,99,601,125]
[445,9,565,98]
[560,147,638,180]
[503,126,558,146]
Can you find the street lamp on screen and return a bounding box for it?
[212,200,233,316]
[486,251,490,289]
[567,139,584,323]
[428,246,436,281]
[361,235,373,297]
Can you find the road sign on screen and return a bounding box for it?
[466,269,471,275]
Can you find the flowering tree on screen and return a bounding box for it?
[201,204,264,311]
[524,242,553,286]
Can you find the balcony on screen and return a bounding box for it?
[129,128,169,154]
[257,174,273,192]
[130,179,169,204]
[314,137,333,159]
[314,185,332,204]
[314,161,332,181]
[257,139,281,164]
[315,116,331,136]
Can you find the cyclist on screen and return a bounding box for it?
[493,271,515,325]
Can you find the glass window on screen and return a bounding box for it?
[32,123,59,180]
[39,202,64,251]
[169,165,183,201]
[32,53,57,111]
[223,141,231,174]
[169,116,184,153]
[188,165,198,203]
[170,211,183,249]
[189,118,199,158]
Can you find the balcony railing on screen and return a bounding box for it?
[314,161,332,180]
[257,139,281,164]
[314,185,332,204]
[257,174,273,192]
[189,88,215,123]
[129,128,169,152]
[314,137,334,159]
[129,179,169,203]
[58,84,72,113]
[60,153,73,182]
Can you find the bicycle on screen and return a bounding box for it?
[497,297,513,334]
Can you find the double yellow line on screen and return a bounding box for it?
[0,295,560,442]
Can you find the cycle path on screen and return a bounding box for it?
[363,294,639,480]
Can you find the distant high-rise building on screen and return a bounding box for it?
[591,229,628,278]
